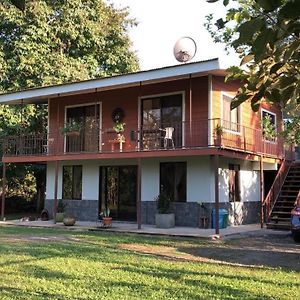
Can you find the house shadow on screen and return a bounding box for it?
[178,245,300,272]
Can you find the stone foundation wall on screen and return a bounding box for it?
[44,199,98,221]
[44,199,260,226]
[141,201,261,227]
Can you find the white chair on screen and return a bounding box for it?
[163,127,175,148]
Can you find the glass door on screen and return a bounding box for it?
[141,94,182,149]
[65,104,100,152]
[99,166,137,221]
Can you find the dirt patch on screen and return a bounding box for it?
[120,233,300,271]
[0,235,80,243]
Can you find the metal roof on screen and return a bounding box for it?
[0,58,225,104]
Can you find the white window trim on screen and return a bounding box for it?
[220,92,242,135]
[139,91,185,148]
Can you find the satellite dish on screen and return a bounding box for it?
[173,37,197,63]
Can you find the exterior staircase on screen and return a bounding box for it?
[267,162,300,230]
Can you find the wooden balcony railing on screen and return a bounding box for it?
[1,118,292,159]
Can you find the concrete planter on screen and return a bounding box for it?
[155,213,175,228]
[55,212,64,223]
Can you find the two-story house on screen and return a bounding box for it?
[0,59,291,231]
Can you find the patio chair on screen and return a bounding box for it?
[163,127,175,149]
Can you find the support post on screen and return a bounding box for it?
[260,155,264,228]
[136,157,142,229]
[214,155,220,235]
[1,162,6,221]
[189,74,193,140]
[53,160,59,224]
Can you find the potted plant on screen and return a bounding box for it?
[60,121,83,136]
[113,121,126,146]
[55,199,65,222]
[214,124,223,145]
[63,215,76,226]
[113,121,125,134]
[101,207,112,227]
[155,192,175,228]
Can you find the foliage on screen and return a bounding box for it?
[0,226,299,299]
[113,121,126,133]
[205,0,300,115]
[60,121,83,135]
[282,117,300,145]
[56,199,65,213]
[261,114,277,141]
[155,192,171,214]
[0,0,139,92]
[215,124,224,135]
[102,207,110,218]
[0,0,139,205]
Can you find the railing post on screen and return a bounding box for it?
[260,155,264,228]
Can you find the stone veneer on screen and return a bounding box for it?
[44,199,260,227]
[44,199,98,221]
[141,201,261,228]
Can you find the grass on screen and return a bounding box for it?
[0,225,299,300]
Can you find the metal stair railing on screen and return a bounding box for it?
[263,159,292,222]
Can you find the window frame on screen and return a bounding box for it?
[159,162,187,202]
[221,93,242,134]
[139,91,185,148]
[261,109,277,143]
[62,165,82,200]
[64,102,102,152]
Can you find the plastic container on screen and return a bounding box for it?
[211,208,229,229]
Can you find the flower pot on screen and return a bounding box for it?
[63,217,76,226]
[102,217,112,227]
[155,213,175,228]
[66,131,80,137]
[55,212,64,223]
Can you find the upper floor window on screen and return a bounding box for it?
[261,109,277,141]
[222,94,240,132]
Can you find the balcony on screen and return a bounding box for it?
[1,119,292,160]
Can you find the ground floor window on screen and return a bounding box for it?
[62,165,82,200]
[160,162,186,202]
[228,164,240,202]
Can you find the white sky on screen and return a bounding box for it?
[108,0,239,70]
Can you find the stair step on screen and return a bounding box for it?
[266,222,290,230]
[270,217,290,222]
[273,206,294,210]
[271,211,292,215]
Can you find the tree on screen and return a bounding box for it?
[0,0,139,92]
[0,0,139,206]
[206,0,300,119]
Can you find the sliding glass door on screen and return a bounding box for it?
[141,94,183,149]
[65,104,100,152]
[99,166,137,221]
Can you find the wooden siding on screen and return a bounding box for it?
[48,77,209,153]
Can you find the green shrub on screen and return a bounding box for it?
[155,193,171,214]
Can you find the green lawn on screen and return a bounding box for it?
[0,226,299,300]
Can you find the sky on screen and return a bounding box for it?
[108,0,239,70]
